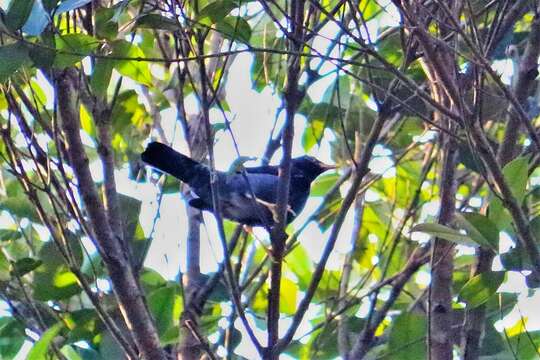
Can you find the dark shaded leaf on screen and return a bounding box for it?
[0,42,31,83]
[387,313,426,360]
[215,16,252,43]
[53,33,100,69]
[136,14,179,31]
[0,229,21,242]
[90,58,113,98]
[5,0,34,31]
[95,7,118,39]
[197,0,236,25]
[0,318,26,359]
[454,212,499,251]
[12,257,42,276]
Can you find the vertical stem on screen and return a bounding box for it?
[267,1,305,357]
[429,135,458,360]
[55,69,165,360]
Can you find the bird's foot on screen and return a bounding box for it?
[254,198,297,224]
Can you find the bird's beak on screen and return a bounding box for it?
[320,162,337,171]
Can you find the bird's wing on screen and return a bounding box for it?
[242,164,279,175]
[222,173,278,203]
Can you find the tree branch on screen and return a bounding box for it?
[55,68,165,360]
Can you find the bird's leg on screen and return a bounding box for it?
[253,198,297,224]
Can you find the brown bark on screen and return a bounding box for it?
[56,68,165,360]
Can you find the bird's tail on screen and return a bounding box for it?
[141,142,209,185]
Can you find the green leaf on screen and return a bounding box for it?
[53,33,100,69]
[33,236,83,301]
[502,156,529,204]
[0,318,26,359]
[387,313,426,359]
[95,7,118,40]
[285,245,313,290]
[0,229,21,242]
[5,0,35,31]
[197,0,237,26]
[148,285,180,338]
[487,157,529,231]
[99,330,125,359]
[28,30,56,69]
[302,119,325,152]
[27,322,64,360]
[12,257,42,276]
[215,16,252,43]
[310,172,339,197]
[60,345,84,360]
[411,223,477,247]
[0,42,31,83]
[64,309,100,344]
[136,14,179,31]
[0,251,10,281]
[459,271,506,308]
[454,212,499,251]
[280,277,298,315]
[90,58,113,97]
[43,0,58,12]
[80,103,95,138]
[111,40,153,87]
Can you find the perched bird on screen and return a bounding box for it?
[141,142,335,227]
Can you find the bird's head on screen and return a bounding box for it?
[291,156,336,181]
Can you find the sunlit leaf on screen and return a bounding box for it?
[285,244,313,290]
[0,251,10,281]
[33,235,83,300]
[27,322,63,360]
[148,285,181,338]
[80,103,95,138]
[111,40,153,87]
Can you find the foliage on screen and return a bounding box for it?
[0,0,538,359]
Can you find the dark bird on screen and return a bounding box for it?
[141,142,335,227]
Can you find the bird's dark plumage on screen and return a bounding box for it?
[141,142,335,227]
